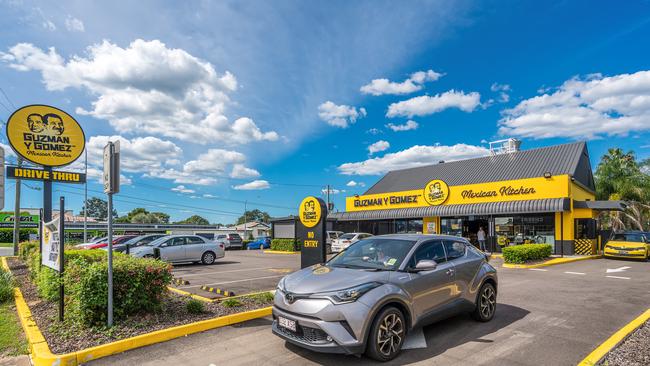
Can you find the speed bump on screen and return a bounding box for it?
[172,278,190,286]
[200,286,235,297]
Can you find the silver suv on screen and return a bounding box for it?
[272,234,497,361]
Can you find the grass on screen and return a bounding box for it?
[0,301,28,356]
[221,298,243,308]
[0,242,14,248]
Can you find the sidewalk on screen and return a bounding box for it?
[0,247,14,257]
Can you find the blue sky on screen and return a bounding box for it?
[1,0,649,224]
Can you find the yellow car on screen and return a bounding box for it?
[604,232,649,260]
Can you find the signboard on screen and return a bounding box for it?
[0,147,4,210]
[0,211,40,228]
[6,166,86,183]
[296,196,327,268]
[6,105,85,167]
[41,217,60,271]
[345,175,571,212]
[103,141,120,194]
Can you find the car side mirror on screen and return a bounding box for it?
[411,259,437,272]
[160,243,167,248]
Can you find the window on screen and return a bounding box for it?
[328,238,417,271]
[408,240,446,268]
[171,237,186,246]
[612,233,646,243]
[186,236,205,244]
[443,240,465,261]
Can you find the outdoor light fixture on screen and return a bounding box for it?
[543,172,552,179]
[354,194,360,198]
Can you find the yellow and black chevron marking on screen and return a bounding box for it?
[574,239,596,255]
[200,285,235,297]
[172,278,190,286]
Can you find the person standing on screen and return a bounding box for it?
[477,226,487,252]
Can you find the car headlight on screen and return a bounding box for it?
[310,282,382,304]
[277,277,286,293]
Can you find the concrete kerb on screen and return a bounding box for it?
[3,257,273,366]
[501,255,602,269]
[578,308,650,366]
[263,250,299,254]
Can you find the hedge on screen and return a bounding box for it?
[502,244,552,264]
[271,238,298,252]
[0,228,38,243]
[0,266,14,303]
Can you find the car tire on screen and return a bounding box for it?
[472,282,497,322]
[201,251,216,265]
[365,306,405,362]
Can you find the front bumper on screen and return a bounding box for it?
[604,247,647,259]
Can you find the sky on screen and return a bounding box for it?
[0,0,649,224]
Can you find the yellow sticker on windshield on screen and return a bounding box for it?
[386,258,397,266]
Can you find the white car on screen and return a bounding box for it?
[331,232,373,253]
[326,231,344,253]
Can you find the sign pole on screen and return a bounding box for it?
[58,196,65,322]
[43,167,52,222]
[104,140,119,327]
[107,191,113,327]
[12,157,21,254]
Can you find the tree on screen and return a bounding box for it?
[236,209,271,225]
[116,208,170,224]
[176,215,210,225]
[80,197,117,221]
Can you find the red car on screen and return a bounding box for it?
[75,235,138,250]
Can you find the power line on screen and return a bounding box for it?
[0,87,16,109]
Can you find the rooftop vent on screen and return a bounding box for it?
[489,138,521,155]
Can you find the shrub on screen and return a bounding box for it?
[221,298,242,308]
[271,239,298,252]
[65,256,172,325]
[0,228,38,243]
[186,299,205,314]
[246,291,274,305]
[19,241,39,260]
[0,266,15,303]
[502,244,552,264]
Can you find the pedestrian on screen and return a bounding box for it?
[477,226,487,252]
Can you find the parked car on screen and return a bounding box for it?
[604,231,649,260]
[326,231,344,254]
[130,235,225,264]
[216,233,244,249]
[103,234,168,253]
[272,234,497,361]
[75,235,138,250]
[330,232,373,253]
[247,236,271,250]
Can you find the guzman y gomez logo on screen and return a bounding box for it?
[7,105,85,167]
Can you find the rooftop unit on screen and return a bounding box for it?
[489,138,521,155]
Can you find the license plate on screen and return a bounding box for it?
[618,250,628,254]
[278,316,296,332]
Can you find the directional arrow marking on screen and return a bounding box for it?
[606,266,631,273]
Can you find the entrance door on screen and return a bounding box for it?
[463,217,489,248]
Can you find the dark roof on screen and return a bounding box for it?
[573,200,626,211]
[364,142,595,194]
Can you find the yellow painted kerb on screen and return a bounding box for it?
[264,250,299,254]
[502,255,602,269]
[578,308,650,366]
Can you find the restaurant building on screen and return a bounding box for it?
[328,141,624,255]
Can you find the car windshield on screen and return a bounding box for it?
[339,234,356,240]
[612,233,646,242]
[327,238,416,271]
[147,236,170,246]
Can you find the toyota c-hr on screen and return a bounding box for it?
[272,234,497,361]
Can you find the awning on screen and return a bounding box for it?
[328,198,570,221]
[573,200,626,211]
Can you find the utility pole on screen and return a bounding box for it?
[326,184,330,211]
[244,200,248,240]
[12,156,22,255]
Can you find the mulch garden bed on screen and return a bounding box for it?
[6,257,273,354]
[600,319,650,366]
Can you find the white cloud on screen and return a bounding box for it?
[368,140,390,155]
[346,180,366,187]
[65,16,85,32]
[491,83,511,103]
[171,185,195,194]
[0,143,17,159]
[0,40,278,144]
[499,70,650,139]
[84,135,183,174]
[386,90,481,118]
[43,19,56,31]
[318,101,366,128]
[386,120,418,131]
[366,128,382,135]
[232,180,270,190]
[203,193,216,198]
[338,143,489,175]
[361,70,443,96]
[230,164,261,179]
[85,166,132,186]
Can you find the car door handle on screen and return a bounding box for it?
[445,269,455,276]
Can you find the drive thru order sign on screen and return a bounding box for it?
[41,217,60,271]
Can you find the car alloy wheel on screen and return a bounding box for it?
[377,313,404,357]
[474,282,496,321]
[202,252,215,265]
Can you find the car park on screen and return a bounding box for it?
[75,235,138,250]
[104,234,168,253]
[330,232,373,253]
[216,233,244,249]
[604,231,649,260]
[272,234,497,361]
[326,231,344,253]
[247,236,271,250]
[130,234,225,264]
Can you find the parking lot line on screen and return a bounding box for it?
[174,267,275,277]
[564,271,586,275]
[181,274,286,289]
[528,268,548,272]
[605,275,631,280]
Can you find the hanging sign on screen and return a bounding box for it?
[6,104,85,167]
[6,166,86,183]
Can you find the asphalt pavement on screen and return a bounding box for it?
[90,257,650,365]
[0,247,15,257]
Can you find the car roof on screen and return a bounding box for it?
[370,234,469,242]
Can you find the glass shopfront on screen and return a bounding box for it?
[334,219,424,235]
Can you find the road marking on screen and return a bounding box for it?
[182,274,286,289]
[606,275,631,280]
[606,266,631,273]
[564,271,586,275]
[173,267,276,277]
[529,268,548,272]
